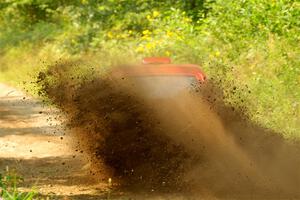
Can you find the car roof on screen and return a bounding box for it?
[113,64,206,82]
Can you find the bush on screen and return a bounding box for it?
[0,0,299,137]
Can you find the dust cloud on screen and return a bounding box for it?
[37,61,300,199]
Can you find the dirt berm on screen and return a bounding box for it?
[37,61,300,199]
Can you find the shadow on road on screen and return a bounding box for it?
[0,84,110,199]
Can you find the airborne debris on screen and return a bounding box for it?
[36,62,300,199]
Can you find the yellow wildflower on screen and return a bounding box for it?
[107,31,113,39]
[141,35,150,41]
[142,30,151,35]
[136,46,144,53]
[153,11,160,18]
[146,43,152,49]
[166,31,173,37]
[146,43,156,50]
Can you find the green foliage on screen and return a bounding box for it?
[0,0,299,138]
[0,169,37,200]
[0,0,212,52]
[205,0,300,42]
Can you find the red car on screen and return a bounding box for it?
[113,57,206,98]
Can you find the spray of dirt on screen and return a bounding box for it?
[37,61,300,199]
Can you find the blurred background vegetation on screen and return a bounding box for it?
[0,0,299,138]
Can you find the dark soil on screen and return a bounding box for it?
[37,61,300,199]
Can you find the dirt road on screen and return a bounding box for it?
[0,83,202,200]
[3,80,300,200]
[0,84,109,199]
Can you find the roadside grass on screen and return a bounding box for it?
[0,168,41,200]
[0,46,49,94]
